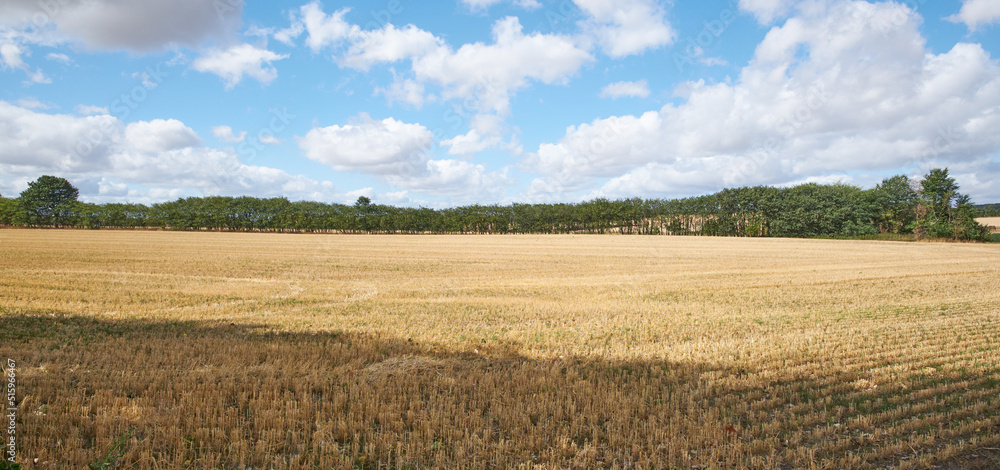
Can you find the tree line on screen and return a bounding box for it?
[976,204,1000,217]
[0,169,992,241]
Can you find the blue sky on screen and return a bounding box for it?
[1,0,998,207]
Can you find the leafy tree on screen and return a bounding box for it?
[19,175,80,226]
[870,175,918,234]
[915,168,989,241]
[0,196,22,225]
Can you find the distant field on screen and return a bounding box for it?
[1,231,999,469]
[977,217,1000,232]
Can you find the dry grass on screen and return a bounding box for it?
[976,217,1000,232]
[1,230,999,469]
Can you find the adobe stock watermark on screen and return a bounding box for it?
[74,64,170,159]
[5,359,15,465]
[28,0,96,28]
[421,75,505,160]
[533,0,579,30]
[846,0,929,39]
[206,107,296,195]
[672,1,740,72]
[920,125,965,164]
[729,83,832,185]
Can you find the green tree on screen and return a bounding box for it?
[871,175,918,234]
[19,175,80,226]
[0,195,23,225]
[915,168,989,241]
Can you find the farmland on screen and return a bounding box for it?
[1,230,999,469]
[976,217,1000,232]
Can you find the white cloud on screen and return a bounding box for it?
[0,42,26,70]
[441,114,506,156]
[278,4,592,163]
[375,75,429,108]
[412,16,592,115]
[46,52,71,63]
[0,101,121,170]
[299,115,434,176]
[97,178,128,197]
[947,0,1000,32]
[259,135,282,145]
[192,44,288,89]
[17,98,52,110]
[738,0,797,25]
[599,80,650,99]
[0,40,49,83]
[124,119,202,153]
[287,4,592,117]
[526,1,1000,202]
[274,17,305,46]
[574,0,675,58]
[0,102,341,203]
[340,24,442,71]
[385,159,510,200]
[213,125,247,143]
[299,2,356,52]
[300,114,511,201]
[75,105,109,115]
[441,130,500,156]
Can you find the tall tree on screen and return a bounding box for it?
[871,175,918,234]
[19,175,80,226]
[0,196,21,225]
[915,168,989,241]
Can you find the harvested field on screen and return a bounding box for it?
[976,217,1000,233]
[1,230,999,469]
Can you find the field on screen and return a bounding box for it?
[1,230,999,469]
[976,217,1000,232]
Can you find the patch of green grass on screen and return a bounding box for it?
[88,428,134,470]
[990,233,1000,243]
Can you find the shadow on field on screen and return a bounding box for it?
[1,311,998,469]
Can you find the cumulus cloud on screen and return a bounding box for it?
[526,1,1000,202]
[441,114,507,156]
[299,115,434,175]
[46,52,71,63]
[297,2,356,52]
[0,101,341,203]
[574,0,676,58]
[375,75,429,109]
[0,40,49,83]
[213,125,247,143]
[192,44,288,89]
[0,42,26,70]
[18,98,53,110]
[75,105,107,116]
[947,0,1000,32]
[284,3,591,116]
[412,16,592,115]
[340,24,442,71]
[300,114,511,200]
[124,119,202,153]
[599,80,650,99]
[385,159,510,200]
[738,0,797,25]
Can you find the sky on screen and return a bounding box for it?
[1,0,998,207]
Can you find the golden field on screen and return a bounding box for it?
[1,230,999,469]
[976,217,1000,232]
